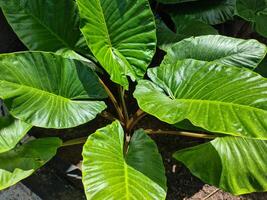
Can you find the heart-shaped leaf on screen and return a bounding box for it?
[0,0,86,53]
[236,0,267,37]
[0,115,31,153]
[174,136,267,195]
[77,0,157,89]
[134,59,267,140]
[0,137,62,190]
[82,121,166,199]
[0,52,107,128]
[163,35,267,69]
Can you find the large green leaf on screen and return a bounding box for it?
[0,52,107,129]
[77,0,157,89]
[174,136,267,195]
[0,137,62,190]
[163,35,267,69]
[236,0,267,37]
[157,17,218,51]
[0,115,31,153]
[0,0,87,53]
[166,0,236,25]
[126,129,167,191]
[134,59,267,140]
[82,121,166,199]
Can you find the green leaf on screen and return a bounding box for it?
[174,136,267,195]
[0,137,62,190]
[0,52,107,129]
[0,115,32,153]
[157,17,218,51]
[236,0,267,37]
[163,35,267,69]
[167,0,236,25]
[156,0,199,4]
[77,0,157,89]
[134,59,267,140]
[82,121,166,199]
[126,129,167,191]
[1,0,88,54]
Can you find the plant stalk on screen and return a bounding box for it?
[99,78,125,122]
[126,109,147,132]
[61,137,88,147]
[119,87,129,123]
[145,129,216,139]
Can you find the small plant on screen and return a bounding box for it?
[0,0,267,199]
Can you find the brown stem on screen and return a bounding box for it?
[99,78,124,122]
[100,111,125,126]
[119,87,129,123]
[145,129,216,139]
[126,109,147,132]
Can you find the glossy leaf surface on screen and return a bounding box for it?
[163,35,267,69]
[0,52,107,128]
[174,136,267,195]
[77,0,157,88]
[134,59,267,139]
[82,121,166,199]
[167,0,236,25]
[0,137,62,190]
[0,115,31,153]
[236,0,267,37]
[1,0,85,53]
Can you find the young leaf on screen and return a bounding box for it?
[0,137,62,190]
[77,0,157,89]
[0,115,31,153]
[236,0,267,37]
[174,136,267,195]
[157,17,218,51]
[163,35,267,69]
[166,0,236,25]
[134,59,267,140]
[0,52,107,129]
[0,0,85,53]
[82,121,166,199]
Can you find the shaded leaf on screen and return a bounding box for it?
[0,115,31,153]
[163,35,267,69]
[82,121,166,199]
[77,0,156,88]
[174,136,267,195]
[157,17,218,51]
[236,0,267,37]
[0,52,107,128]
[0,137,62,190]
[167,0,236,25]
[134,59,267,139]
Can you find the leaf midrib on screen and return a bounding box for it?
[10,5,73,49]
[0,80,74,102]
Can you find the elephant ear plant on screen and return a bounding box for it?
[0,0,267,199]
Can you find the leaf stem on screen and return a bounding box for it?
[119,87,129,123]
[126,109,147,132]
[99,78,125,122]
[145,129,216,139]
[61,137,88,147]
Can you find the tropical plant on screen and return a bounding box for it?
[0,0,267,199]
